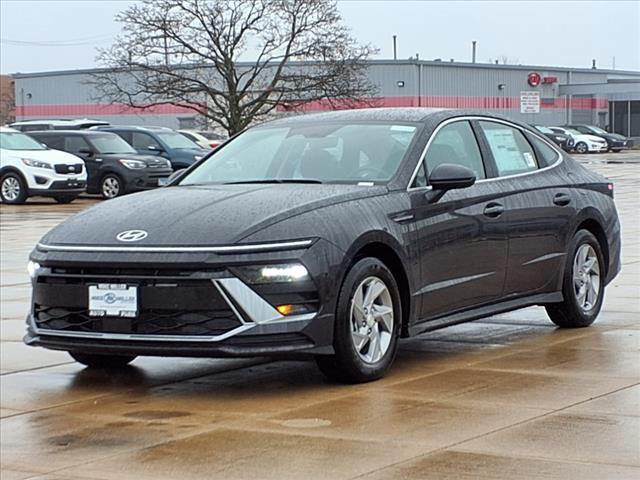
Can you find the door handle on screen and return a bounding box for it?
[553,193,571,206]
[483,202,504,218]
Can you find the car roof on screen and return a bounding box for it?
[0,126,20,132]
[261,108,532,128]
[27,130,118,136]
[10,118,109,126]
[94,125,173,132]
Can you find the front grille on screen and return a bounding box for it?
[33,269,243,337]
[35,306,239,336]
[54,163,83,174]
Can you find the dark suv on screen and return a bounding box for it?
[29,131,173,199]
[95,126,210,169]
[564,125,632,152]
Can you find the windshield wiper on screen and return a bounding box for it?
[224,179,323,185]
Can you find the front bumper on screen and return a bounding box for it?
[28,179,87,196]
[25,239,344,357]
[126,168,173,193]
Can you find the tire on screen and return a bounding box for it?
[54,195,78,204]
[316,258,401,383]
[545,230,605,328]
[612,149,622,153]
[574,142,588,154]
[0,172,28,204]
[69,352,136,368]
[100,174,123,199]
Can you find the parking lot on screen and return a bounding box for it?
[1,152,639,479]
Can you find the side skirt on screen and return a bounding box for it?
[407,292,563,337]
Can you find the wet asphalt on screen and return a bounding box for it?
[1,152,639,479]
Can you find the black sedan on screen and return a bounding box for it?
[531,125,574,151]
[25,109,621,383]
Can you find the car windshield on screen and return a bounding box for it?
[180,122,419,186]
[567,129,583,136]
[588,126,607,134]
[89,134,137,154]
[0,132,47,150]
[535,126,553,134]
[156,132,201,149]
[198,131,225,140]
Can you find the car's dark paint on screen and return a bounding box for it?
[564,125,632,151]
[25,108,621,362]
[28,131,173,195]
[97,126,210,169]
[531,125,573,151]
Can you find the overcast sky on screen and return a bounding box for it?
[1,0,638,74]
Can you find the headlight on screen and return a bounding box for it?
[27,260,40,279]
[555,136,564,140]
[236,263,309,284]
[119,159,147,170]
[21,158,52,169]
[194,155,203,161]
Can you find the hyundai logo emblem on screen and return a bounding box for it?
[116,230,148,242]
[104,293,117,304]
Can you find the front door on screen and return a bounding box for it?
[408,120,508,321]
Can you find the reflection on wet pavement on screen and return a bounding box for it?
[1,155,639,479]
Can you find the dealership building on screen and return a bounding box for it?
[10,60,640,137]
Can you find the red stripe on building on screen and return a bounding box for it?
[17,96,608,117]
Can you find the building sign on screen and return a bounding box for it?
[527,72,541,87]
[520,91,540,114]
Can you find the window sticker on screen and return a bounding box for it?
[484,128,529,172]
[523,152,536,168]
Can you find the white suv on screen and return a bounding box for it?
[0,127,87,204]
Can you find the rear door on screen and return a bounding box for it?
[477,120,573,297]
[408,119,508,321]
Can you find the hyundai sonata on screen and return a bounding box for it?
[25,108,621,383]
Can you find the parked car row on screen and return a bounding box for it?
[532,124,632,154]
[1,119,227,204]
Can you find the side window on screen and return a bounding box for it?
[529,135,559,167]
[480,121,538,176]
[63,136,91,154]
[412,121,485,187]
[132,132,161,150]
[38,135,63,150]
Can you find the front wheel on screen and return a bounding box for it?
[100,174,123,199]
[574,142,588,154]
[0,172,28,204]
[546,230,605,328]
[69,352,136,368]
[316,258,401,383]
[612,149,622,153]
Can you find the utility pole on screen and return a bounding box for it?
[393,35,397,60]
[472,40,477,63]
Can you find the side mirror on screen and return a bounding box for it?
[78,148,94,157]
[425,163,476,203]
[167,168,186,184]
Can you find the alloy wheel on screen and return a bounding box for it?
[350,276,394,364]
[102,176,120,198]
[1,176,21,201]
[573,244,600,311]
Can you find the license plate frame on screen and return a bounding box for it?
[88,284,138,317]
[158,177,169,187]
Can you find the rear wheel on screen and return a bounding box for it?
[54,195,78,204]
[612,149,622,153]
[100,174,123,199]
[546,230,605,328]
[316,258,401,383]
[0,172,28,204]
[69,352,136,369]
[575,142,588,154]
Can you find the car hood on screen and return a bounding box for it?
[603,133,626,141]
[573,133,605,143]
[1,148,83,165]
[40,184,386,247]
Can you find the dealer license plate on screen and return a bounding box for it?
[88,284,138,317]
[158,177,169,186]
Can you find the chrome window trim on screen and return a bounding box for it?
[36,239,314,254]
[406,116,563,192]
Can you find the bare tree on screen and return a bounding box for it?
[91,0,378,135]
